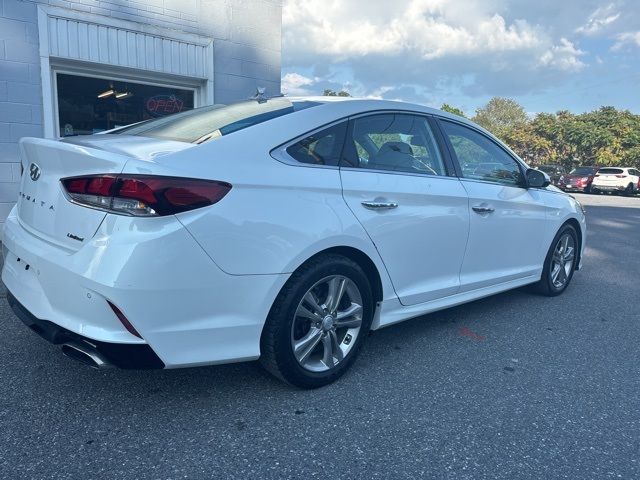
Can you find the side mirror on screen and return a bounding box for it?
[526,168,550,188]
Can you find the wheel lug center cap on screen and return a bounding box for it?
[321,315,335,332]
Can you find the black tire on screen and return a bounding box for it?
[531,224,578,296]
[260,254,374,388]
[624,183,634,196]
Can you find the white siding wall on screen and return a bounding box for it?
[0,0,282,222]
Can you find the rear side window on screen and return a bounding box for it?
[342,114,447,176]
[112,99,319,143]
[285,122,347,166]
[440,120,523,186]
[598,168,624,174]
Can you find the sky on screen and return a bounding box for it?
[280,0,640,116]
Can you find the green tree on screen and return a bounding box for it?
[501,123,553,165]
[323,89,351,97]
[498,106,640,170]
[472,97,528,137]
[440,103,466,118]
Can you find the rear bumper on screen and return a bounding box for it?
[7,291,164,369]
[592,184,626,191]
[2,207,289,368]
[560,185,588,192]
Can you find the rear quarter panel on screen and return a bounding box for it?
[120,114,396,301]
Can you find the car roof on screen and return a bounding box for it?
[289,95,456,117]
[286,96,493,134]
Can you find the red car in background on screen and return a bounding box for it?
[559,166,599,193]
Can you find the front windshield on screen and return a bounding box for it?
[111,98,319,143]
[570,167,596,175]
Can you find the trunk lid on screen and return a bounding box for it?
[16,135,193,251]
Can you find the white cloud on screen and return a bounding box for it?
[612,31,640,50]
[575,4,620,35]
[539,38,586,72]
[281,72,315,95]
[281,0,617,106]
[283,0,586,73]
[283,0,544,60]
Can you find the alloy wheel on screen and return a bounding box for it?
[550,233,575,289]
[291,275,363,372]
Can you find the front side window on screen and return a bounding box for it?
[285,122,347,166]
[343,114,447,176]
[440,120,524,186]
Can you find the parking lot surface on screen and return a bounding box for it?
[1,193,639,479]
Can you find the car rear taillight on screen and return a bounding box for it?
[61,175,232,216]
[615,174,627,178]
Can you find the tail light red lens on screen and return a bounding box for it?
[61,174,231,216]
[615,174,627,178]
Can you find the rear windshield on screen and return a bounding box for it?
[111,98,320,143]
[570,167,597,175]
[598,168,624,174]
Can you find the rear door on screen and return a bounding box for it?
[340,113,469,306]
[437,119,548,292]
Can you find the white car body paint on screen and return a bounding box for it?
[2,98,587,368]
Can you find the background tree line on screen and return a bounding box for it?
[441,98,640,169]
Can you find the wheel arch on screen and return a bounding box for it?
[562,217,583,269]
[293,246,384,306]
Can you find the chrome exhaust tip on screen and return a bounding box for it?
[61,342,112,369]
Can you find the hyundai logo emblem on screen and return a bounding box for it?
[29,163,41,181]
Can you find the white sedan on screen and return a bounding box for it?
[2,97,586,388]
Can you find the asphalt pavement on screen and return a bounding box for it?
[1,193,639,479]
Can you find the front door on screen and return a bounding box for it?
[438,119,548,292]
[340,113,470,306]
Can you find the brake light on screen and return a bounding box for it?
[61,175,231,216]
[615,174,627,178]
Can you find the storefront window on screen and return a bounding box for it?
[56,73,195,137]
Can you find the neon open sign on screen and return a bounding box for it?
[146,95,184,116]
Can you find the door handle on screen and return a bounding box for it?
[361,201,398,210]
[472,205,495,214]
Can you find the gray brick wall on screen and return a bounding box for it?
[0,0,282,221]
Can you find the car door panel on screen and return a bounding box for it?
[459,180,547,291]
[340,113,470,306]
[437,118,548,291]
[341,171,469,305]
